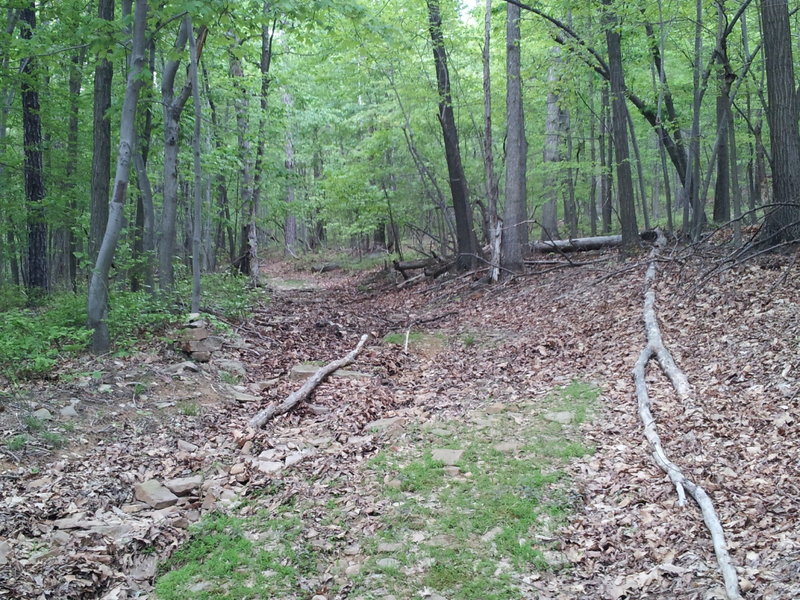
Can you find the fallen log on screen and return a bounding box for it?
[634,231,741,600]
[248,334,369,429]
[393,256,453,279]
[530,231,658,253]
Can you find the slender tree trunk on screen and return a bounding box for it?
[687,0,705,240]
[760,0,800,243]
[87,0,147,352]
[89,0,114,266]
[501,1,528,274]
[482,0,501,281]
[64,48,85,291]
[713,1,732,224]
[626,107,650,230]
[20,4,48,294]
[600,85,613,234]
[188,15,202,312]
[426,0,476,270]
[282,93,297,256]
[541,48,562,240]
[602,0,638,249]
[159,21,206,290]
[588,76,598,236]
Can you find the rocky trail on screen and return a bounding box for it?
[1,252,799,599]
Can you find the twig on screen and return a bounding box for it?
[634,231,741,600]
[248,334,369,428]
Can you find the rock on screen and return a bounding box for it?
[493,441,521,453]
[32,408,53,421]
[0,541,11,565]
[309,436,333,447]
[431,448,463,465]
[386,479,402,490]
[97,384,113,393]
[376,558,400,569]
[216,359,247,377]
[185,312,202,324]
[544,411,575,425]
[363,416,405,433]
[130,556,158,581]
[178,328,209,342]
[177,439,199,452]
[307,404,332,415]
[228,389,260,403]
[312,596,328,600]
[256,461,283,474]
[163,476,202,495]
[443,466,461,477]
[377,542,402,553]
[230,463,247,475]
[480,526,503,543]
[285,451,311,467]
[206,336,225,351]
[191,351,211,363]
[134,480,179,509]
[343,544,361,556]
[171,361,201,374]
[60,405,79,418]
[344,564,361,577]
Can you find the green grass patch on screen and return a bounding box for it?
[353,382,598,600]
[155,512,314,600]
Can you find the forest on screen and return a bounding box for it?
[0,0,799,599]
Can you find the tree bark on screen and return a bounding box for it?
[482,0,501,282]
[760,0,800,243]
[89,0,114,266]
[188,15,202,313]
[426,0,476,270]
[20,4,48,294]
[602,0,638,250]
[87,0,148,352]
[501,2,528,274]
[541,48,562,241]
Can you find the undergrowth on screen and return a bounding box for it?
[0,273,262,380]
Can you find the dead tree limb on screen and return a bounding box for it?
[634,232,741,600]
[248,334,369,429]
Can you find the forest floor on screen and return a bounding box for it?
[1,246,799,600]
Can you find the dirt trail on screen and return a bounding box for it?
[1,255,799,599]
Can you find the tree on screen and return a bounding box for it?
[759,0,800,244]
[87,0,148,352]
[601,0,637,250]
[425,0,476,270]
[19,3,47,293]
[501,1,528,274]
[89,0,114,266]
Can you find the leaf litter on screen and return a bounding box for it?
[0,252,797,599]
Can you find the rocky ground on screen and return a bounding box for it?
[0,248,799,599]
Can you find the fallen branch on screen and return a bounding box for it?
[248,334,369,429]
[634,231,741,600]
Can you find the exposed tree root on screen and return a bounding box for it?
[634,233,741,600]
[248,334,369,429]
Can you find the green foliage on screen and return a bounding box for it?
[5,434,28,452]
[155,511,313,600]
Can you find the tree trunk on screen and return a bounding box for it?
[188,16,202,312]
[426,0,476,270]
[283,93,297,256]
[602,0,638,249]
[20,4,48,294]
[713,2,732,224]
[501,2,528,274]
[760,0,800,243]
[159,21,206,290]
[600,85,613,234]
[63,48,85,291]
[87,0,147,352]
[89,0,114,266]
[482,0,501,281]
[541,48,562,241]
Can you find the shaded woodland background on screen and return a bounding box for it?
[1,0,799,352]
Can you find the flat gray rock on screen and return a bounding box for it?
[216,359,246,377]
[60,405,79,418]
[163,476,202,495]
[493,441,521,453]
[431,448,463,465]
[376,558,400,569]
[256,461,283,474]
[544,411,575,425]
[363,417,405,433]
[32,408,52,421]
[134,480,179,509]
